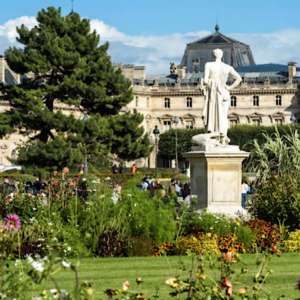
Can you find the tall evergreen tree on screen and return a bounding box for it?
[0,7,151,169]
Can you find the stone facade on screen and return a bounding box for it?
[125,79,299,167]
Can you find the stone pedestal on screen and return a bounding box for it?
[184,148,249,216]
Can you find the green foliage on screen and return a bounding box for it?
[0,7,151,169]
[228,124,300,151]
[248,128,300,229]
[251,175,300,230]
[157,124,300,164]
[248,127,300,181]
[162,253,274,300]
[158,128,204,159]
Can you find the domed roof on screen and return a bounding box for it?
[180,25,255,73]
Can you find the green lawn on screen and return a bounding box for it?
[29,253,300,299]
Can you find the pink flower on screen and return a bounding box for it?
[4,214,21,231]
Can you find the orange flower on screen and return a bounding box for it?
[222,250,236,263]
[221,277,233,297]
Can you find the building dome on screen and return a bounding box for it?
[180,25,255,73]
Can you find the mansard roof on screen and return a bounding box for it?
[189,25,249,47]
[180,25,255,73]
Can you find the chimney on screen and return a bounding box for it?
[177,66,186,79]
[288,62,297,83]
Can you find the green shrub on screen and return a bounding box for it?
[251,175,300,230]
[248,128,300,229]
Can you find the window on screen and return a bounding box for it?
[230,96,237,107]
[185,121,193,129]
[186,97,193,108]
[274,118,283,125]
[252,118,261,126]
[253,95,259,106]
[135,96,139,107]
[164,98,170,108]
[230,119,238,127]
[163,120,171,129]
[276,95,282,106]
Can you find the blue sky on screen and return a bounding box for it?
[1,0,300,74]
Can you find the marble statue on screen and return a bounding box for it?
[201,49,242,143]
[170,62,177,75]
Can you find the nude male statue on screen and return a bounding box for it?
[202,49,242,143]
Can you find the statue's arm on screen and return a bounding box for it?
[203,63,210,85]
[226,67,242,91]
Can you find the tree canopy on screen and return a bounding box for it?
[0,7,151,169]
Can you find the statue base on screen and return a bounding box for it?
[184,136,249,217]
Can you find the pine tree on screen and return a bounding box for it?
[0,7,151,169]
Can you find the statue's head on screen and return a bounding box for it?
[213,48,223,60]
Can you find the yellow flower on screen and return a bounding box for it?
[165,277,180,288]
[238,287,247,295]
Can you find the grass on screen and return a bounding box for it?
[29,253,300,299]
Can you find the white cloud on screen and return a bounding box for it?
[0,16,37,42]
[233,30,300,65]
[1,16,300,74]
[0,16,37,57]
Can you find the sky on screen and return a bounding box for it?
[1,0,300,74]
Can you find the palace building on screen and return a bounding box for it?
[121,26,300,167]
[0,26,300,167]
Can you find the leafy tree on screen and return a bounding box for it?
[0,7,151,169]
[157,124,300,162]
[158,128,204,160]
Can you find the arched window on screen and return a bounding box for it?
[186,97,193,108]
[276,95,282,106]
[230,96,237,107]
[252,118,261,126]
[164,98,170,108]
[253,95,259,106]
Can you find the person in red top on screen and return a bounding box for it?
[131,163,137,175]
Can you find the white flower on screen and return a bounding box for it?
[27,256,34,264]
[50,289,57,294]
[61,260,71,269]
[31,260,44,273]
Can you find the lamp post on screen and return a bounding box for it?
[152,125,160,169]
[172,116,180,171]
[83,112,88,175]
